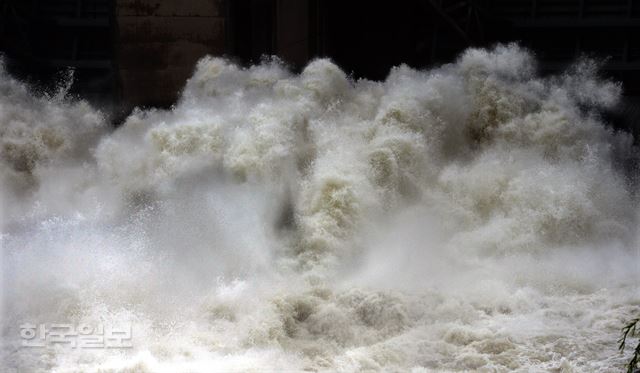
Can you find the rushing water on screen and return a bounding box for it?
[1,45,639,372]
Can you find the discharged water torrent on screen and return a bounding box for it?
[1,45,639,372]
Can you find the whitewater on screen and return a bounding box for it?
[1,44,639,372]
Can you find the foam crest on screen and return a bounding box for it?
[1,45,638,372]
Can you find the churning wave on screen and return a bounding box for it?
[1,44,639,372]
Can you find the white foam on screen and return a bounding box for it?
[1,44,638,372]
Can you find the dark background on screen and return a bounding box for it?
[1,0,639,131]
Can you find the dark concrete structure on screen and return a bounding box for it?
[115,0,224,108]
[0,0,116,104]
[0,0,639,130]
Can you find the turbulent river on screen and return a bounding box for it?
[1,45,639,372]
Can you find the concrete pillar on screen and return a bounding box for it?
[276,0,309,68]
[115,0,225,109]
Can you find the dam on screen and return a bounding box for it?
[1,1,639,372]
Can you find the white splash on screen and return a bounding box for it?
[1,44,639,372]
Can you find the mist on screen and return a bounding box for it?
[1,44,639,372]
